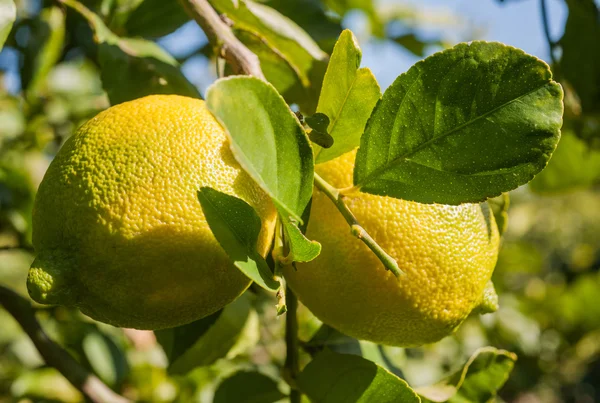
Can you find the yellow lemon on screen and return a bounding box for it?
[284,150,499,346]
[27,95,277,330]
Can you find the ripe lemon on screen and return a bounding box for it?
[284,150,500,346]
[27,95,277,330]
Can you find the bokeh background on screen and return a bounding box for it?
[1,0,600,402]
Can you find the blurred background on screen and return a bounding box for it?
[1,0,599,402]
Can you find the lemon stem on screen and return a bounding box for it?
[313,173,404,278]
[284,285,302,403]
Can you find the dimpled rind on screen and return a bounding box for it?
[28,95,277,330]
[284,150,499,347]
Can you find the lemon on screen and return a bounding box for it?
[284,150,500,346]
[27,95,277,330]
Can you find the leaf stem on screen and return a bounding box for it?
[313,173,403,278]
[284,285,302,403]
[0,286,130,403]
[179,0,266,79]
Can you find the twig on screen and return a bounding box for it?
[0,286,130,403]
[284,286,301,403]
[179,0,265,79]
[540,0,557,66]
[313,173,403,278]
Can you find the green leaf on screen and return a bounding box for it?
[124,0,190,38]
[214,371,285,403]
[206,76,314,223]
[0,0,15,51]
[262,0,343,53]
[487,193,509,236]
[392,33,443,57]
[23,6,66,102]
[529,131,600,194]
[154,310,222,364]
[160,293,256,374]
[417,347,516,403]
[63,0,199,105]
[298,350,420,403]
[282,220,321,263]
[210,0,328,113]
[198,187,278,291]
[314,29,381,164]
[81,331,129,388]
[560,0,600,114]
[354,41,563,205]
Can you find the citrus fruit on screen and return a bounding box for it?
[27,95,277,330]
[284,150,500,346]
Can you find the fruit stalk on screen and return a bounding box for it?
[284,286,302,403]
[0,286,130,403]
[179,0,266,79]
[313,172,404,278]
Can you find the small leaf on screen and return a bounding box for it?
[417,347,517,403]
[282,220,321,263]
[214,371,285,403]
[63,0,199,105]
[206,76,314,223]
[0,0,16,51]
[154,310,222,364]
[198,187,278,292]
[298,350,420,403]
[161,293,255,374]
[529,131,600,194]
[315,29,381,164]
[487,193,509,236]
[354,41,563,205]
[305,112,330,134]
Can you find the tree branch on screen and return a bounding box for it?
[540,0,557,66]
[179,0,265,80]
[0,286,130,403]
[313,173,404,278]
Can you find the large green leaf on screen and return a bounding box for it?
[297,351,420,403]
[529,131,600,194]
[197,187,278,291]
[213,371,285,403]
[314,29,380,164]
[205,76,314,223]
[63,0,199,105]
[354,41,563,205]
[0,0,15,51]
[417,347,517,403]
[560,0,600,114]
[210,0,328,113]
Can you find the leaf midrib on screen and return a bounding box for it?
[357,81,553,187]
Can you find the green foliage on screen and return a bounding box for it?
[354,41,563,205]
[314,29,380,164]
[198,187,279,291]
[297,350,420,402]
[213,371,285,403]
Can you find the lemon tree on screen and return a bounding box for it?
[0,0,571,402]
